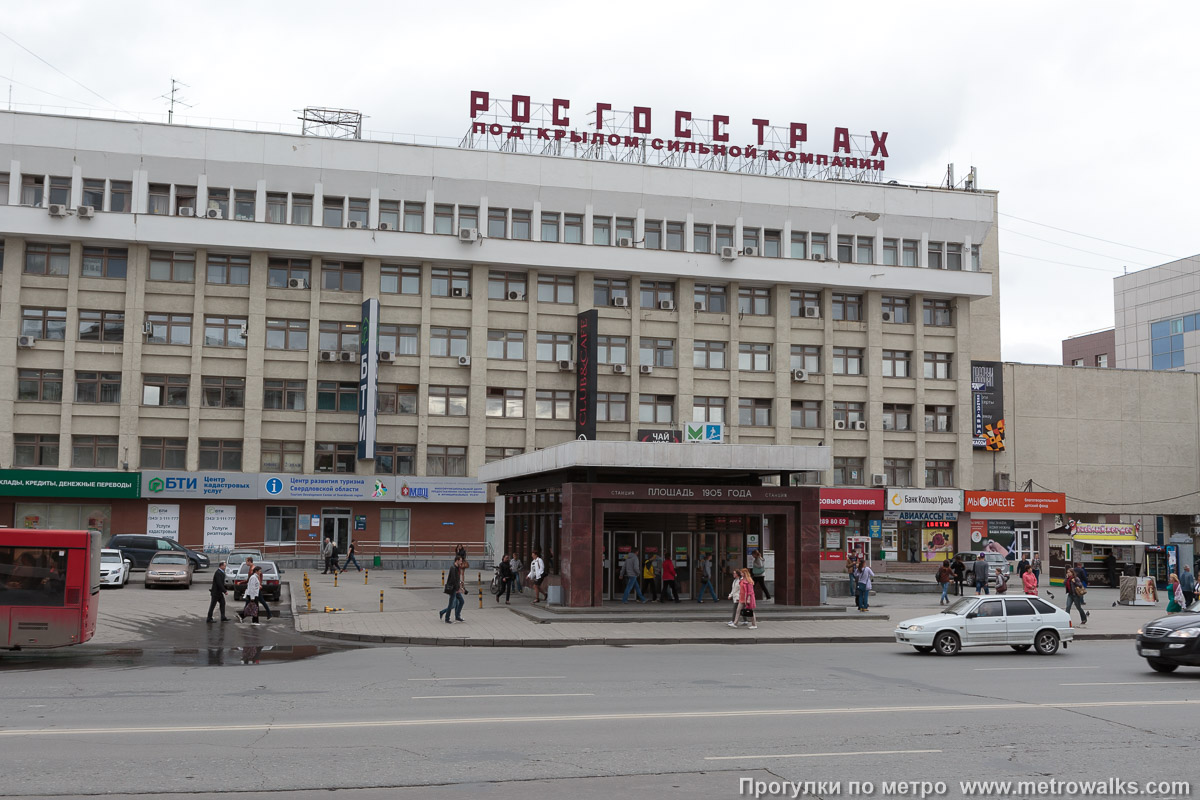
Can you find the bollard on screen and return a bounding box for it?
[380,590,384,612]
[364,569,369,585]
[324,606,345,613]
[333,572,338,588]
[478,586,483,609]
[441,569,445,586]
[403,570,407,585]
[477,571,481,586]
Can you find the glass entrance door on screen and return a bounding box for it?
[670,532,691,598]
[322,508,352,554]
[613,531,636,597]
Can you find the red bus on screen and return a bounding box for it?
[1,529,101,650]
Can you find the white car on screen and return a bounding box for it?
[894,594,1074,656]
[99,548,131,587]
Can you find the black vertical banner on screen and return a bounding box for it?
[970,360,1004,450]
[576,309,599,440]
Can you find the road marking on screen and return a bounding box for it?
[411,693,593,700]
[707,749,941,761]
[406,676,566,681]
[1060,681,1180,686]
[5,700,1199,738]
[974,666,1100,671]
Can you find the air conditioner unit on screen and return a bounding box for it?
[347,219,365,229]
[694,300,706,312]
[459,227,479,243]
[803,306,821,319]
[506,290,524,301]
[77,205,95,219]
[48,204,68,217]
[1192,515,1200,526]
[811,253,825,262]
[720,245,737,260]
[617,237,633,248]
[639,365,654,375]
[457,355,472,367]
[205,208,223,220]
[791,369,809,382]
[612,296,629,308]
[658,299,675,311]
[178,207,195,217]
[17,335,36,348]
[612,364,628,374]
[338,350,356,362]
[558,359,575,372]
[742,246,759,257]
[853,420,867,431]
[378,221,393,231]
[378,351,395,363]
[871,473,888,487]
[882,311,892,322]
[319,350,337,362]
[142,321,153,335]
[833,420,847,430]
[451,287,469,298]
[287,278,309,289]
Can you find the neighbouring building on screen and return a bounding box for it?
[1114,255,1200,371]
[1062,328,1115,368]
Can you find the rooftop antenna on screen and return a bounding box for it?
[299,107,364,139]
[158,78,193,123]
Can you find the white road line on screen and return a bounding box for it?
[974,666,1100,671]
[707,749,941,761]
[411,693,593,700]
[4,699,1198,738]
[406,676,566,681]
[1060,681,1180,686]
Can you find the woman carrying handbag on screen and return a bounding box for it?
[738,568,759,629]
[237,566,263,625]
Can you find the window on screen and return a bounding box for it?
[428,385,468,416]
[790,231,807,259]
[486,387,525,418]
[738,342,771,371]
[317,381,358,412]
[427,445,468,477]
[738,287,771,316]
[379,507,411,545]
[925,459,954,487]
[790,289,821,317]
[201,376,245,408]
[266,193,287,223]
[537,274,575,304]
[404,202,424,232]
[561,214,581,244]
[882,403,912,431]
[791,400,821,429]
[149,250,196,282]
[924,352,953,380]
[715,225,734,251]
[315,442,356,473]
[207,188,230,218]
[146,313,192,346]
[512,209,531,240]
[319,321,361,352]
[261,441,305,473]
[204,316,247,348]
[431,267,471,297]
[857,237,874,264]
[207,253,250,285]
[693,340,727,370]
[266,257,311,288]
[265,319,309,351]
[142,375,189,407]
[810,233,828,260]
[832,347,863,376]
[693,396,726,423]
[1151,318,1186,370]
[458,206,478,234]
[971,244,981,271]
[17,369,63,402]
[102,180,128,212]
[882,296,911,323]
[928,241,944,270]
[738,398,772,427]
[140,437,187,470]
[47,175,70,205]
[536,333,573,362]
[594,277,630,306]
[381,264,420,295]
[375,443,416,475]
[885,458,913,487]
[488,207,507,238]
[540,211,560,242]
[378,384,418,414]
[923,298,953,327]
[616,217,636,245]
[535,389,573,420]
[0,171,6,204]
[78,310,125,343]
[347,197,369,227]
[1096,353,1109,367]
[322,261,363,292]
[72,435,119,468]
[598,335,628,365]
[640,280,675,309]
[376,199,399,230]
[266,506,299,543]
[233,190,255,221]
[946,243,963,271]
[742,228,760,254]
[430,327,469,358]
[175,185,196,214]
[74,371,121,404]
[263,379,306,410]
[694,283,727,313]
[638,394,674,424]
[837,235,854,263]
[764,230,782,258]
[790,345,820,373]
[597,392,628,422]
[488,271,527,300]
[833,401,865,425]
[21,308,68,340]
[834,457,864,486]
[882,350,911,378]
[902,239,919,267]
[13,434,59,467]
[379,324,418,357]
[666,221,685,251]
[831,293,863,321]
[24,242,70,276]
[199,439,242,471]
[925,405,953,433]
[81,247,128,279]
[882,238,898,266]
[21,175,44,206]
[640,337,676,368]
[322,197,344,227]
[643,220,663,250]
[693,224,712,253]
[486,330,525,360]
[292,194,313,225]
[593,216,611,245]
[1072,359,1084,368]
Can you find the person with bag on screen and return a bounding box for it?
[994,566,1009,595]
[750,550,771,601]
[935,561,952,605]
[726,567,745,627]
[236,566,263,625]
[439,556,464,623]
[529,549,547,605]
[1064,565,1088,626]
[1166,573,1185,613]
[854,559,875,611]
[951,556,966,596]
[1020,563,1038,596]
[495,554,514,605]
[641,553,659,602]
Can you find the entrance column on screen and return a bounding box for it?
[561,483,597,607]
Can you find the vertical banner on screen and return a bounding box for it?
[575,308,598,440]
[203,505,237,553]
[146,504,181,540]
[970,360,1005,450]
[358,298,381,459]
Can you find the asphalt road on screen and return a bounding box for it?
[2,630,1199,799]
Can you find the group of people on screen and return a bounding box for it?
[206,556,271,625]
[1166,566,1197,613]
[491,550,547,605]
[320,538,363,575]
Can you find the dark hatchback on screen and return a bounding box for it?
[108,534,210,571]
[1136,601,1200,673]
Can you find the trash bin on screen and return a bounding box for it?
[547,585,563,605]
[373,555,382,567]
[820,584,828,604]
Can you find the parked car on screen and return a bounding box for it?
[894,594,1073,656]
[98,548,131,588]
[232,561,282,603]
[226,550,264,574]
[108,534,209,571]
[953,551,1010,585]
[144,552,194,589]
[1135,601,1200,673]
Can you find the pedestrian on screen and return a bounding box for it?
[1075,561,1089,588]
[341,541,363,573]
[1103,552,1118,588]
[660,553,680,602]
[696,552,719,603]
[995,566,1009,595]
[511,553,524,593]
[236,566,262,625]
[495,554,513,604]
[328,540,341,574]
[1064,564,1088,626]
[740,567,759,629]
[1031,554,1042,584]
[439,556,464,623]
[1179,566,1196,607]
[847,557,859,598]
[1167,573,1185,613]
[750,550,771,601]
[952,556,966,596]
[206,560,230,623]
[321,537,333,574]
[529,549,547,604]
[641,552,659,601]
[1017,556,1030,577]
[254,567,274,620]
[727,566,745,626]
[972,555,990,595]
[936,560,952,605]
[1021,563,1038,596]
[620,548,646,603]
[455,543,467,561]
[854,558,875,612]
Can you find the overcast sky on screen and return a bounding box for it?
[3,1,1195,364]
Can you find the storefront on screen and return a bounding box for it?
[1054,520,1148,587]
[817,488,885,568]
[0,469,140,537]
[884,489,962,563]
[963,491,1065,564]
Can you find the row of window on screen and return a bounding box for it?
[831,456,956,488]
[265,506,411,546]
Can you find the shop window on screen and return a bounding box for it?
[266,507,299,543]
[380,508,411,545]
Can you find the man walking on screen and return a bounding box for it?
[328,540,341,574]
[206,561,230,622]
[1180,565,1196,607]
[660,553,680,602]
[621,547,647,603]
[511,553,524,594]
[750,550,771,600]
[972,555,990,595]
[321,538,333,574]
[952,555,966,596]
[696,552,719,603]
[341,541,363,573]
[438,556,464,623]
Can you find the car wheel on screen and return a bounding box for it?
[933,631,960,656]
[1148,660,1178,674]
[1010,644,1031,652]
[1034,630,1060,655]
[914,646,934,654]
[144,582,152,589]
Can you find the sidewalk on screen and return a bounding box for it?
[289,569,1153,648]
